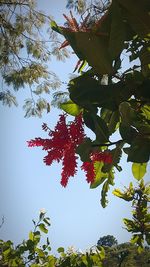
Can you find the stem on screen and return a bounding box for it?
[92,139,123,147]
[0,2,29,6]
[0,216,4,228]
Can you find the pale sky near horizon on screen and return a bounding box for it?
[0,0,149,254]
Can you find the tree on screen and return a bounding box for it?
[102,242,150,267]
[0,216,149,267]
[0,0,70,117]
[28,0,150,250]
[0,212,105,266]
[97,235,118,247]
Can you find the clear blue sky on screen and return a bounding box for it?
[0,0,149,253]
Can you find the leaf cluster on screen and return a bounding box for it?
[0,213,105,267]
[0,0,69,116]
[51,0,150,248]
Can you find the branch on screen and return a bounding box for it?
[0,216,4,229]
[0,2,29,6]
[92,139,123,147]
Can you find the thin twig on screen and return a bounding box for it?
[0,216,4,229]
[92,139,123,147]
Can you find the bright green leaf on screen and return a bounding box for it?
[29,231,34,241]
[90,162,107,189]
[132,163,147,180]
[38,223,48,234]
[60,100,83,116]
[113,188,124,198]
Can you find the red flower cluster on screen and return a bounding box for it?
[81,151,112,184]
[27,114,84,187]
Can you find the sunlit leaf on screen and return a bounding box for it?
[132,163,147,180]
[29,231,34,241]
[38,223,48,234]
[90,162,107,189]
[60,99,83,116]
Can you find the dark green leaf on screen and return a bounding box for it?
[43,218,51,226]
[61,30,113,75]
[109,1,126,59]
[101,181,109,208]
[76,138,92,162]
[57,247,64,253]
[119,102,136,126]
[146,234,150,245]
[127,139,150,163]
[69,75,132,111]
[119,124,138,144]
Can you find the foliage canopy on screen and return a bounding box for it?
[28,0,150,250]
[0,0,70,116]
[0,212,150,267]
[1,0,150,256]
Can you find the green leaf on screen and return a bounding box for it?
[43,218,51,226]
[94,115,110,143]
[132,163,147,180]
[26,239,34,250]
[57,247,64,253]
[90,162,107,189]
[113,188,124,198]
[109,143,123,171]
[69,75,132,111]
[108,110,120,134]
[97,246,105,260]
[113,186,134,201]
[35,247,45,257]
[127,138,150,163]
[76,138,92,162]
[101,181,109,208]
[119,124,138,144]
[119,102,135,126]
[140,46,150,77]
[60,99,83,116]
[83,110,96,132]
[3,248,11,257]
[38,223,48,234]
[109,1,126,59]
[146,234,150,245]
[78,60,87,73]
[101,109,120,134]
[61,30,113,75]
[118,0,150,38]
[50,20,62,34]
[83,111,109,142]
[29,231,34,241]
[141,104,150,120]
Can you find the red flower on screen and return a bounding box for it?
[81,161,95,184]
[28,113,113,187]
[27,113,84,187]
[81,151,112,184]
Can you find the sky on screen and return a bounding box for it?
[0,0,149,254]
